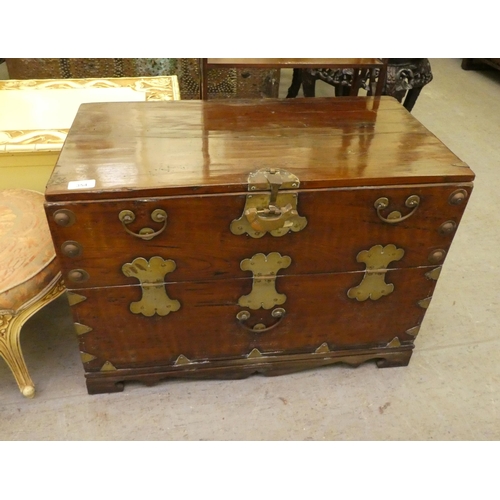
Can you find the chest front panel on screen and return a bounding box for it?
[46,183,471,289]
[71,266,439,373]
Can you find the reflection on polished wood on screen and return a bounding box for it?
[45,97,474,202]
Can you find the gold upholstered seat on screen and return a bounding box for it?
[0,189,65,397]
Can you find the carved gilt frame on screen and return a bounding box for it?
[0,76,181,153]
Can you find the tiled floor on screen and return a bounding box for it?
[1,59,500,440]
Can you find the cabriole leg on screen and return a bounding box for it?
[0,313,35,398]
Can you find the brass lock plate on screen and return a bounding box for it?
[230,168,307,238]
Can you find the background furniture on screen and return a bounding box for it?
[287,58,432,111]
[462,59,500,71]
[0,75,180,192]
[5,58,280,100]
[0,189,65,398]
[200,58,388,100]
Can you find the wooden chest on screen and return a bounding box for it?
[44,97,474,394]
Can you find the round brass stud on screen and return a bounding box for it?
[405,194,421,208]
[236,311,250,321]
[151,209,167,223]
[68,269,90,283]
[272,307,286,318]
[439,220,457,235]
[428,249,446,264]
[61,241,83,258]
[374,197,389,210]
[118,210,135,224]
[53,209,76,227]
[449,189,468,205]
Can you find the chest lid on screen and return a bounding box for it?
[45,97,474,202]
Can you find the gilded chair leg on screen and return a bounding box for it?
[0,313,35,397]
[0,273,65,398]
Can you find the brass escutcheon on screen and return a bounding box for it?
[347,244,405,301]
[374,195,420,224]
[238,252,291,310]
[119,208,167,241]
[122,256,180,317]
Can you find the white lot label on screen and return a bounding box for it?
[68,179,96,190]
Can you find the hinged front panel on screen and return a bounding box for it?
[70,264,440,372]
[46,182,472,290]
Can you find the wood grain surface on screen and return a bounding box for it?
[45,98,474,201]
[73,266,437,372]
[46,183,472,289]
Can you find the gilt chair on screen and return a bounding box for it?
[0,189,64,398]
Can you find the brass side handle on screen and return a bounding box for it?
[244,204,297,233]
[236,308,286,333]
[118,209,167,241]
[374,195,420,224]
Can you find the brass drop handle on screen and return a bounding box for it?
[374,195,420,224]
[236,308,286,333]
[245,204,297,233]
[118,209,167,241]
